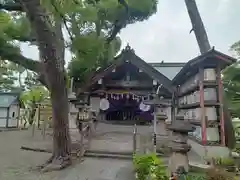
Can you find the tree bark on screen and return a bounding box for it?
[184,0,211,54]
[19,0,71,170]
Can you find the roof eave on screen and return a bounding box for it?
[172,49,237,84]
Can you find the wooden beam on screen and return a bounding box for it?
[6,107,10,128]
[217,65,225,146]
[199,67,207,145]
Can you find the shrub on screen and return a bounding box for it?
[214,157,235,166]
[133,153,168,180]
[206,168,236,180]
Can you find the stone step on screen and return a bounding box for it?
[86,150,133,155]
[84,152,132,160]
[84,150,168,161]
[86,149,165,156]
[189,161,211,170]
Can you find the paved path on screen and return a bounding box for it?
[0,123,203,179]
[0,129,135,180]
[52,158,134,180]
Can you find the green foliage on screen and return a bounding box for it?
[0,10,40,91]
[184,173,205,180]
[133,153,168,180]
[223,44,240,117]
[20,86,49,125]
[213,157,235,166]
[231,41,240,59]
[67,0,158,83]
[0,60,17,91]
[0,0,158,90]
[0,0,158,89]
[24,71,42,90]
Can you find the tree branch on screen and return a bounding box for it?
[106,0,129,43]
[50,0,73,41]
[0,2,23,11]
[6,31,37,42]
[0,43,41,73]
[18,0,60,64]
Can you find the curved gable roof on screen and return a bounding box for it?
[172,48,237,85]
[78,45,174,95]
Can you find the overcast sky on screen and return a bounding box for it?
[20,0,240,63]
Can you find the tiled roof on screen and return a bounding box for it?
[0,93,18,108]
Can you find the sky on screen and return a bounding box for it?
[20,0,240,64]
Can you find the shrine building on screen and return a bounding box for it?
[74,45,236,157]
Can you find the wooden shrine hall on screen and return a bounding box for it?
[74,45,236,156]
[77,45,175,124]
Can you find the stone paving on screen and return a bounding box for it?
[0,129,136,180]
[0,123,202,179]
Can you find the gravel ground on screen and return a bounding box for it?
[0,123,202,180]
[0,127,135,180]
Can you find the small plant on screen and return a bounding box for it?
[206,168,236,180]
[214,157,235,166]
[133,153,168,180]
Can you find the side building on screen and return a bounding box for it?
[172,48,236,157]
[0,92,21,128]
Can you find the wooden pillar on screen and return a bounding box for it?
[172,87,179,121]
[199,68,206,145]
[217,66,225,146]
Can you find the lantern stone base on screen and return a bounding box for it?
[169,152,190,173]
[157,120,168,135]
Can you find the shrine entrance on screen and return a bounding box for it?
[101,93,154,124]
[106,106,137,121]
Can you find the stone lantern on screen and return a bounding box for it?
[144,95,171,152]
[144,97,170,135]
[68,92,89,128]
[68,92,78,129]
[167,119,195,173]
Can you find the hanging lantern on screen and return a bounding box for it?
[132,95,135,100]
[153,79,157,85]
[100,98,110,111]
[139,102,151,112]
[98,79,102,84]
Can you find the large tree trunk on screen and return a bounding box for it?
[19,0,71,170]
[46,61,71,167]
[184,0,211,53]
[45,19,71,167]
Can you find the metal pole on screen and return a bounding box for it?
[153,84,162,153]
[133,123,137,153]
[153,106,157,153]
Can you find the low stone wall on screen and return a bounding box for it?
[188,139,230,158]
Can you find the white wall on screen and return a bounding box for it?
[0,108,7,127]
[0,108,7,117]
[8,104,19,127]
[90,97,100,113]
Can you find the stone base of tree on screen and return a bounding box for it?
[21,142,85,172]
[37,155,72,172]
